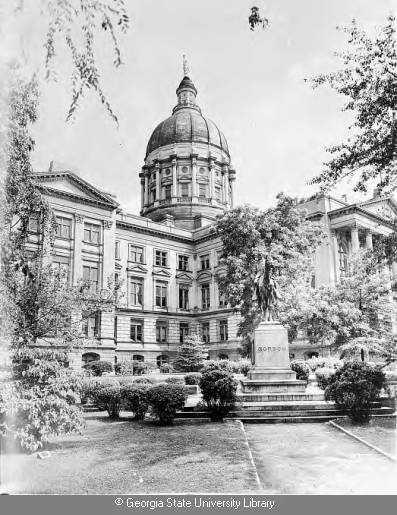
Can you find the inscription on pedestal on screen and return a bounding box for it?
[253,322,290,369]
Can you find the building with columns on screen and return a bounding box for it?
[31,70,397,367]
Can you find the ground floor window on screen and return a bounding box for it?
[218,353,228,360]
[82,352,100,365]
[133,354,144,361]
[156,354,169,367]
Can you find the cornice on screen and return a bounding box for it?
[38,185,116,211]
[328,204,396,228]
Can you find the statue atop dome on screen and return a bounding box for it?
[182,53,190,77]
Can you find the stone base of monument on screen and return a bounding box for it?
[240,321,311,397]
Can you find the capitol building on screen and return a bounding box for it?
[32,70,397,368]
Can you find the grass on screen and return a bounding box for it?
[2,412,259,494]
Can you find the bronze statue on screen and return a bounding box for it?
[253,259,280,322]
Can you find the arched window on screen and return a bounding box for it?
[338,242,348,274]
[82,352,100,365]
[156,354,169,367]
[218,353,229,360]
[133,354,144,362]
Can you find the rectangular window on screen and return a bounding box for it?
[129,277,143,306]
[179,322,189,343]
[165,185,172,199]
[219,320,228,341]
[83,264,99,293]
[129,245,144,263]
[219,290,227,307]
[179,285,189,309]
[156,321,168,343]
[56,216,72,239]
[83,222,100,244]
[200,254,210,270]
[130,319,143,342]
[155,250,167,267]
[201,283,210,309]
[151,189,156,202]
[178,255,189,271]
[115,240,121,259]
[155,282,167,308]
[201,322,210,344]
[199,183,207,198]
[83,312,100,338]
[52,258,70,284]
[28,216,40,233]
[181,183,189,197]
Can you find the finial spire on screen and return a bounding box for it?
[182,53,190,77]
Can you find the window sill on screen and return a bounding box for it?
[83,241,102,247]
[127,260,146,265]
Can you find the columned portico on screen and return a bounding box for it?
[351,224,360,253]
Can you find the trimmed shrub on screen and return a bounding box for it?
[83,360,112,377]
[91,383,122,418]
[133,377,155,385]
[325,361,387,424]
[115,361,135,376]
[237,358,252,376]
[159,363,173,374]
[147,383,187,425]
[184,372,202,385]
[306,356,343,372]
[164,376,184,385]
[121,384,151,420]
[202,359,233,373]
[290,360,310,382]
[199,365,238,421]
[315,367,336,390]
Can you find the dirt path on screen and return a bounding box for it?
[244,422,397,494]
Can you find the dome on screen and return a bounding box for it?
[146,109,229,157]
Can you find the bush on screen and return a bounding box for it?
[121,384,151,420]
[306,356,343,372]
[147,383,187,425]
[199,367,238,421]
[115,361,135,376]
[133,377,155,385]
[202,360,233,373]
[164,376,184,384]
[237,358,252,376]
[184,373,202,385]
[91,384,122,418]
[83,360,113,377]
[325,361,387,424]
[160,363,173,374]
[290,360,310,382]
[315,367,336,390]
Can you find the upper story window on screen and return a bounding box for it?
[164,185,172,199]
[219,290,227,308]
[219,320,228,341]
[130,318,143,342]
[156,321,168,343]
[180,183,189,198]
[200,254,210,270]
[201,322,210,344]
[199,184,207,198]
[216,250,223,264]
[201,283,210,310]
[129,277,143,307]
[178,255,189,271]
[179,322,189,343]
[155,281,167,308]
[155,250,167,267]
[52,257,70,284]
[83,264,99,293]
[83,222,100,244]
[56,217,72,239]
[179,284,189,310]
[83,311,100,338]
[115,240,121,260]
[215,186,221,200]
[129,245,144,263]
[28,216,40,233]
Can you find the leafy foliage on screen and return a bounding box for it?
[173,333,208,372]
[184,372,202,385]
[290,360,310,382]
[315,367,336,390]
[306,356,343,371]
[216,195,325,338]
[325,361,387,423]
[120,383,150,420]
[147,383,187,425]
[199,362,238,422]
[309,16,397,193]
[83,360,113,376]
[159,363,173,374]
[164,376,184,385]
[91,383,122,418]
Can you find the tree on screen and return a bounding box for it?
[309,16,397,194]
[216,194,325,339]
[173,333,208,372]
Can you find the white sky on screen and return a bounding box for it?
[3,0,397,213]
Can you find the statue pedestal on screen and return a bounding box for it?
[241,321,306,394]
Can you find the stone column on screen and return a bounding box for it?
[72,214,84,284]
[331,230,340,283]
[144,172,149,206]
[140,178,145,208]
[191,154,198,198]
[209,158,215,200]
[171,157,178,197]
[351,224,360,253]
[229,178,235,208]
[365,230,373,250]
[155,163,160,201]
[222,166,229,204]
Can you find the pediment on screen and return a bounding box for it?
[127,264,148,274]
[359,197,397,222]
[176,272,194,281]
[33,171,118,208]
[152,268,172,278]
[115,262,123,270]
[196,270,212,282]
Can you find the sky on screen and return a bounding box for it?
[2,0,397,214]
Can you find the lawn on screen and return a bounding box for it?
[2,412,259,494]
